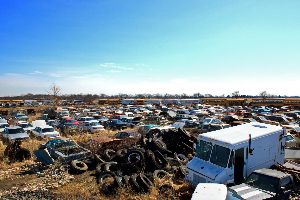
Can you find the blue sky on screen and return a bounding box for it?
[0,0,299,96]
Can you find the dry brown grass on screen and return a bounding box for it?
[54,176,193,200]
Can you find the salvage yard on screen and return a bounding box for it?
[0,126,193,199]
[1,101,300,200]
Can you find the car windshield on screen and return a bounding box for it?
[19,124,28,128]
[286,135,294,142]
[8,128,25,134]
[48,139,77,148]
[245,172,279,193]
[210,144,231,168]
[196,140,213,161]
[203,119,212,124]
[90,122,100,126]
[42,128,54,132]
[0,124,8,128]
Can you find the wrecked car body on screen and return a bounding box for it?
[34,138,94,165]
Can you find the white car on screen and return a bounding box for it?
[80,120,105,133]
[17,121,34,132]
[77,116,95,126]
[31,125,60,138]
[202,117,222,125]
[0,122,9,133]
[2,126,29,142]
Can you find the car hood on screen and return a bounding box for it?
[187,157,224,180]
[230,183,275,200]
[7,133,29,140]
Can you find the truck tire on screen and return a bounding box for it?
[70,160,88,174]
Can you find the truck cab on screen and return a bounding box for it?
[186,122,285,186]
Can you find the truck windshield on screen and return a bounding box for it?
[196,140,213,161]
[210,145,231,168]
[245,172,279,194]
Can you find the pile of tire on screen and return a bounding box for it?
[94,128,193,195]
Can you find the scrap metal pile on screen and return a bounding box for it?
[89,128,196,195]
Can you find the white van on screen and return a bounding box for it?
[186,122,285,185]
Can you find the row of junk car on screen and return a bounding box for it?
[1,103,300,200]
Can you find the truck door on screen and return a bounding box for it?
[234,148,244,184]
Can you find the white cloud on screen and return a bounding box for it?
[0,70,299,96]
[99,62,134,72]
[28,70,43,75]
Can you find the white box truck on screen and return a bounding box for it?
[186,122,285,185]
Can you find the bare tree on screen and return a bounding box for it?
[231,91,240,98]
[48,83,61,106]
[259,91,268,98]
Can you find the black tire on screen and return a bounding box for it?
[153,170,169,180]
[96,162,107,174]
[175,153,188,164]
[94,154,105,164]
[136,173,153,192]
[145,150,164,170]
[176,165,187,179]
[103,162,121,175]
[130,174,142,192]
[97,171,120,195]
[116,149,127,157]
[122,175,131,185]
[153,150,168,168]
[126,149,145,171]
[103,149,116,161]
[147,138,172,156]
[70,160,88,174]
[166,157,181,167]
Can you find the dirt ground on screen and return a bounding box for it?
[0,128,193,200]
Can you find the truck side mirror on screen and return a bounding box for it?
[248,148,254,155]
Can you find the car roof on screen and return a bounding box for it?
[254,168,289,179]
